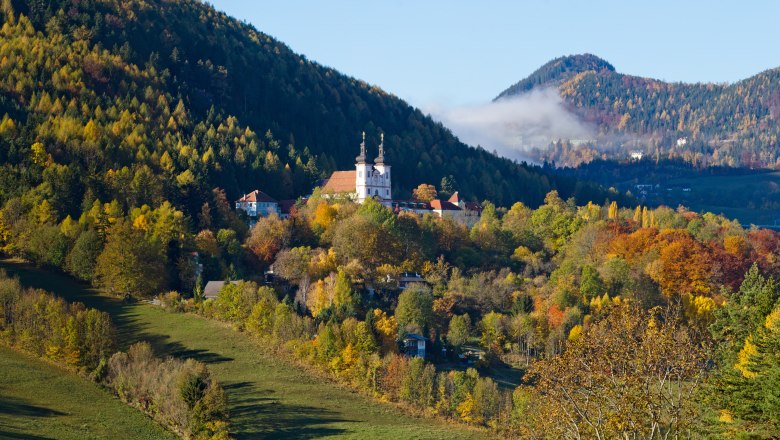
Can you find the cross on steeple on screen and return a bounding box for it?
[356,131,367,163]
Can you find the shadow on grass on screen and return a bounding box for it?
[224,381,353,439]
[0,260,352,439]
[0,395,66,417]
[0,395,63,440]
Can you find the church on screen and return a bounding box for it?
[320,132,392,206]
[319,133,482,226]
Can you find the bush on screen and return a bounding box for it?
[105,342,229,438]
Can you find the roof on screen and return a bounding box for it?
[237,190,277,203]
[321,170,356,193]
[278,199,298,215]
[429,200,461,211]
[448,192,460,203]
[463,202,482,211]
[203,280,241,299]
[403,334,426,341]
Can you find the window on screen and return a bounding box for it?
[386,189,389,195]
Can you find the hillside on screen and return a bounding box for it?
[497,54,780,169]
[495,54,615,99]
[0,1,623,213]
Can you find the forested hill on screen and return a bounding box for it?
[0,0,623,216]
[495,54,615,100]
[497,54,780,169]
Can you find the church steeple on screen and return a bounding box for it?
[375,133,386,165]
[356,131,368,164]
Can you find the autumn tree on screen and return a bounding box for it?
[246,214,290,266]
[412,183,438,202]
[519,303,708,439]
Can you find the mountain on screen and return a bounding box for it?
[497,54,780,169]
[495,54,614,100]
[0,0,626,218]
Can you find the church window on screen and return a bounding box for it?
[359,171,362,177]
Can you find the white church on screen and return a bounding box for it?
[320,132,392,206]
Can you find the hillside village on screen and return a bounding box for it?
[236,133,483,226]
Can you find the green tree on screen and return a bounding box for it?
[66,229,102,281]
[94,221,166,297]
[447,314,471,347]
[396,284,434,335]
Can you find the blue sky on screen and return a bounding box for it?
[209,1,779,107]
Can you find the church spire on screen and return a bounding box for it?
[375,133,386,164]
[356,131,367,164]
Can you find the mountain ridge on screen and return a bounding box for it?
[496,54,780,169]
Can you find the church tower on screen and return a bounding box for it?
[355,132,373,202]
[354,133,391,205]
[373,133,392,203]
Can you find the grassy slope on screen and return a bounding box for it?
[0,346,176,440]
[0,259,491,439]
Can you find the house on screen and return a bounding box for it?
[235,190,280,218]
[402,333,426,358]
[203,280,241,300]
[398,272,426,290]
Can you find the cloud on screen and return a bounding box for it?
[424,88,594,161]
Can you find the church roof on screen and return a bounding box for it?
[429,200,461,211]
[237,189,277,203]
[321,170,356,193]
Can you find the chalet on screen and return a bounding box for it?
[235,190,280,218]
[402,333,426,358]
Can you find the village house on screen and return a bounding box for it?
[235,190,280,218]
[402,333,426,358]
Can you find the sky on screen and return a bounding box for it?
[208,0,780,107]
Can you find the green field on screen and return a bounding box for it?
[0,346,176,440]
[0,259,491,439]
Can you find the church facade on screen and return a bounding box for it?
[320,132,392,206]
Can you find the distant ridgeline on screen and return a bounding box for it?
[0,0,626,220]
[497,54,780,169]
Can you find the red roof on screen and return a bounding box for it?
[237,189,277,203]
[448,192,460,203]
[429,200,461,211]
[321,171,356,193]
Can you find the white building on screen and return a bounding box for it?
[235,189,280,218]
[321,132,392,206]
